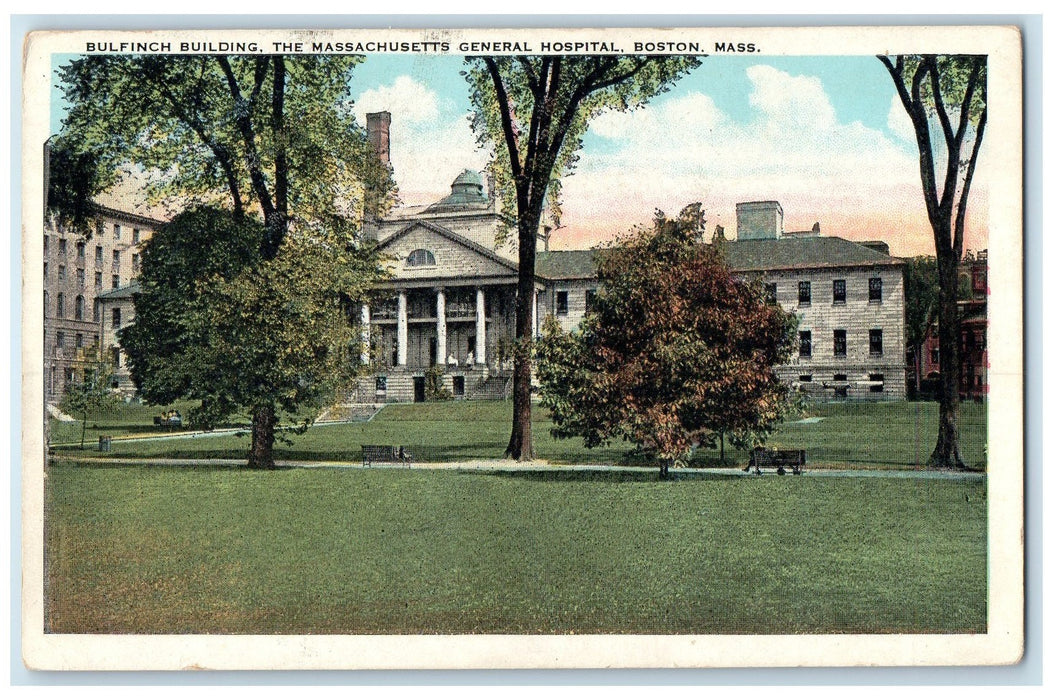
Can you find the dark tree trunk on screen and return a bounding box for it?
[505,215,539,461]
[929,256,966,470]
[248,405,277,469]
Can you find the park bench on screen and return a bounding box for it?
[361,445,413,468]
[153,414,182,429]
[747,447,806,476]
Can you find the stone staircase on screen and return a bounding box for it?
[316,403,385,424]
[468,375,512,401]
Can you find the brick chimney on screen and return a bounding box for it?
[366,111,391,166]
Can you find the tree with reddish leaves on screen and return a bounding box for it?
[535,206,797,479]
[879,54,987,470]
[465,55,701,461]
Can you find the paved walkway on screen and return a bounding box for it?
[50,455,986,480]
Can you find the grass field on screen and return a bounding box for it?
[50,399,988,470]
[44,462,987,635]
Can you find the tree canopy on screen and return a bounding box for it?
[464,54,701,461]
[120,207,383,463]
[535,207,797,479]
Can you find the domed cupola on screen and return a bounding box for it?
[425,169,489,211]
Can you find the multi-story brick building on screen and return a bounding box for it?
[43,205,161,402]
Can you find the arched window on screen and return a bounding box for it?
[406,249,436,267]
[75,295,85,321]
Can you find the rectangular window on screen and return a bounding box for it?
[77,268,85,287]
[931,347,939,365]
[76,241,86,260]
[43,262,48,278]
[112,347,120,369]
[585,289,597,312]
[556,290,569,316]
[869,277,883,303]
[869,328,884,356]
[132,253,141,274]
[833,373,848,397]
[95,271,102,289]
[113,250,121,267]
[869,373,885,393]
[375,376,387,393]
[112,275,120,289]
[764,283,777,304]
[95,245,103,265]
[798,375,813,383]
[798,330,812,358]
[114,224,122,240]
[58,264,66,281]
[75,333,84,349]
[133,228,141,244]
[798,281,811,305]
[833,329,847,357]
[58,238,67,256]
[43,235,49,255]
[56,331,65,349]
[833,279,846,304]
[93,298,100,322]
[112,307,122,329]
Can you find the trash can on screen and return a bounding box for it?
[98,435,112,452]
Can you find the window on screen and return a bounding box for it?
[556,290,569,315]
[798,375,813,383]
[132,253,141,274]
[43,235,49,255]
[453,376,465,397]
[75,295,85,321]
[798,281,811,305]
[58,264,66,281]
[833,373,848,397]
[56,331,65,349]
[405,249,435,267]
[58,238,67,256]
[76,241,86,260]
[43,291,48,315]
[585,289,597,312]
[833,329,847,357]
[93,298,100,322]
[113,250,121,267]
[93,333,99,347]
[799,330,812,358]
[96,220,105,238]
[95,271,102,289]
[133,228,141,244]
[112,275,120,289]
[112,307,122,330]
[95,245,103,266]
[764,283,777,304]
[43,262,48,278]
[869,373,885,393]
[869,277,883,303]
[375,376,387,393]
[869,329,883,356]
[77,268,85,287]
[112,347,120,369]
[76,333,84,349]
[113,224,122,240]
[833,279,846,304]
[930,347,939,365]
[56,293,65,319]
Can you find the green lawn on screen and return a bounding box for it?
[51,399,988,470]
[45,462,987,635]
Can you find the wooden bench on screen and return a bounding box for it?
[747,447,806,475]
[361,445,413,468]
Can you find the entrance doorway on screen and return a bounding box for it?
[413,376,426,402]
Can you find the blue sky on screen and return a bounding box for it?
[52,53,988,256]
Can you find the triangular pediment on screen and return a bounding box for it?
[376,220,519,280]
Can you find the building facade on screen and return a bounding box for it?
[43,205,160,402]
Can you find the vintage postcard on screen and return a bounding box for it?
[21,25,1023,670]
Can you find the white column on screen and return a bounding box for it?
[397,291,408,367]
[475,287,486,366]
[360,303,371,365]
[532,290,539,338]
[436,288,447,366]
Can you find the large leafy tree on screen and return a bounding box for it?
[535,207,797,479]
[56,55,393,467]
[904,255,940,398]
[878,55,987,469]
[465,54,701,461]
[120,207,381,468]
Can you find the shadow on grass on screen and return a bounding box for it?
[475,468,745,484]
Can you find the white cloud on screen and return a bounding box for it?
[886,94,916,142]
[556,64,936,245]
[354,75,489,206]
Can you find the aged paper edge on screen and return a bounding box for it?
[20,25,1024,671]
